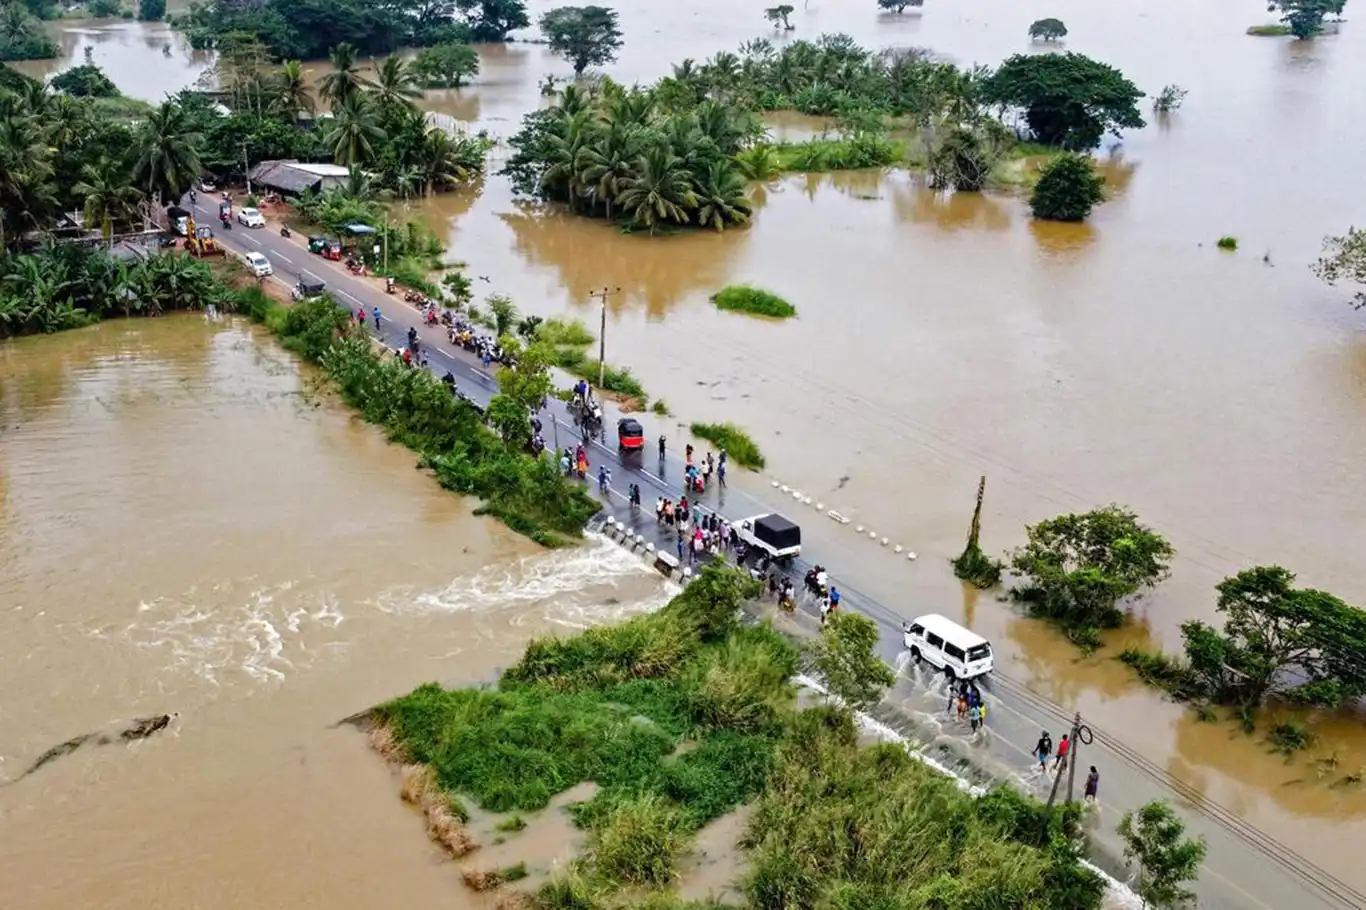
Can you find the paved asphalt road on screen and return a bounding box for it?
[186,196,1359,910]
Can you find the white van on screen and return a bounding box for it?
[902,614,994,680]
[243,251,272,278]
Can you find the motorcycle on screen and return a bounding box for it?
[404,290,423,304]
[804,567,828,597]
[220,215,233,230]
[279,225,292,238]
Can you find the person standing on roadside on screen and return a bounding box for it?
[372,306,382,331]
[717,460,726,488]
[1033,731,1053,773]
[1084,766,1099,802]
[658,435,666,460]
[1053,733,1070,771]
[356,307,366,326]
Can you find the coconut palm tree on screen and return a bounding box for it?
[0,109,57,245]
[616,145,697,235]
[271,60,315,122]
[319,42,370,109]
[541,110,597,211]
[74,159,143,248]
[132,101,202,202]
[692,159,753,231]
[371,55,421,112]
[325,93,384,166]
[416,128,477,194]
[578,124,643,220]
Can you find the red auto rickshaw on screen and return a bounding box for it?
[617,417,644,452]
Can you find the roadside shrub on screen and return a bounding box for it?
[387,257,440,297]
[536,317,595,347]
[711,285,797,318]
[689,421,765,470]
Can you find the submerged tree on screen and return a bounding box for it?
[986,52,1145,150]
[1027,17,1068,41]
[877,0,923,12]
[1268,0,1346,39]
[1152,84,1188,113]
[1118,801,1207,909]
[952,476,1003,588]
[764,4,794,29]
[1030,152,1106,222]
[540,5,624,75]
[457,0,530,42]
[1009,504,1174,649]
[412,40,481,88]
[1313,226,1366,309]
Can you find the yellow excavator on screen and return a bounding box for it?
[183,218,223,257]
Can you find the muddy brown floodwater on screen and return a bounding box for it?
[0,316,675,908]
[13,0,1366,899]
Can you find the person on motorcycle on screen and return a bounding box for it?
[188,189,197,205]
[441,371,456,387]
[597,465,611,495]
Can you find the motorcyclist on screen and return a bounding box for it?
[441,371,456,387]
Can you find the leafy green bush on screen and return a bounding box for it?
[50,63,119,98]
[535,317,595,347]
[1267,720,1315,756]
[1029,152,1106,222]
[1217,236,1238,251]
[711,285,796,318]
[689,421,765,470]
[650,399,670,416]
[772,134,902,172]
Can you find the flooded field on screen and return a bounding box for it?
[8,0,1366,901]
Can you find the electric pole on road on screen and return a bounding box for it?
[590,286,621,389]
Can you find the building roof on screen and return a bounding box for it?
[248,160,348,194]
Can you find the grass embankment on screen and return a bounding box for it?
[711,286,796,319]
[235,288,599,546]
[689,422,765,471]
[368,565,1106,909]
[1247,23,1293,36]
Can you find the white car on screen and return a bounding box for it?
[237,207,266,228]
[244,251,272,278]
[903,614,994,680]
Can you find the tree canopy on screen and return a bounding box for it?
[0,1,59,61]
[539,5,624,75]
[877,0,923,12]
[136,0,165,21]
[50,63,119,98]
[1118,801,1207,910]
[413,40,481,88]
[1269,0,1346,39]
[986,52,1145,150]
[1027,17,1067,41]
[175,0,526,59]
[806,611,895,712]
[1030,152,1105,222]
[765,5,794,30]
[1009,505,1174,648]
[1313,226,1366,309]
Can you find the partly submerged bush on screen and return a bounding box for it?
[1217,236,1238,251]
[711,285,797,318]
[591,793,687,886]
[689,421,765,470]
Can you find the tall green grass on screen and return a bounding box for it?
[772,134,903,172]
[711,285,797,318]
[236,289,599,545]
[689,422,765,470]
[1246,23,1292,36]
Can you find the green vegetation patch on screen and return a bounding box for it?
[711,285,796,318]
[370,565,1105,907]
[771,134,903,172]
[551,346,649,402]
[1216,236,1238,251]
[1247,23,1294,36]
[236,289,599,546]
[689,422,765,470]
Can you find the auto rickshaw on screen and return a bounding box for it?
[291,275,326,301]
[308,235,327,254]
[321,238,342,261]
[617,417,644,452]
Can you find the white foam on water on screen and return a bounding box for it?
[102,582,348,686]
[792,674,1143,910]
[378,532,677,628]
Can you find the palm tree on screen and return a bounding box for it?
[271,60,315,122]
[416,128,476,194]
[371,55,421,112]
[325,93,384,167]
[541,110,597,211]
[616,145,697,235]
[692,159,753,231]
[319,42,371,109]
[132,101,202,202]
[342,165,375,200]
[578,125,642,220]
[695,100,744,155]
[0,110,57,245]
[74,159,143,248]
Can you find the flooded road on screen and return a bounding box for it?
[0,317,675,908]
[14,0,1366,898]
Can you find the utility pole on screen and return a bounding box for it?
[590,286,621,388]
[383,217,389,271]
[243,142,251,195]
[1045,712,1082,812]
